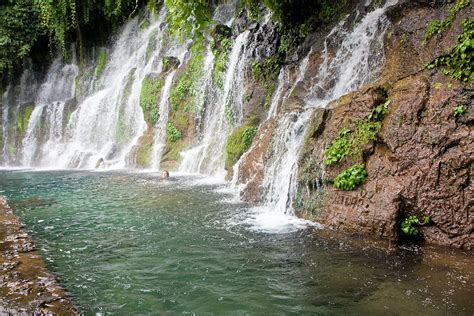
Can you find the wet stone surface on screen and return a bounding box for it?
[0,196,77,315]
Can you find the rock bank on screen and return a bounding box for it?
[0,196,77,314]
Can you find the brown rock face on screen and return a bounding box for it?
[298,72,473,249]
[240,1,473,249]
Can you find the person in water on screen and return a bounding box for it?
[162,170,169,179]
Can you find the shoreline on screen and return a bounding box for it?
[0,196,78,314]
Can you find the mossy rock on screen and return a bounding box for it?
[162,56,180,73]
[225,123,258,170]
[95,50,107,77]
[140,74,162,126]
[17,103,34,135]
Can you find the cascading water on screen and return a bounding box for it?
[179,30,251,178]
[15,9,185,169]
[237,0,397,233]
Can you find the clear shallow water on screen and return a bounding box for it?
[0,170,473,315]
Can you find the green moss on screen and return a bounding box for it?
[140,75,162,126]
[169,44,205,112]
[333,164,368,191]
[146,30,158,61]
[17,103,34,135]
[95,50,107,77]
[425,0,470,40]
[212,37,232,89]
[427,18,473,83]
[136,142,152,167]
[225,124,258,170]
[167,122,182,142]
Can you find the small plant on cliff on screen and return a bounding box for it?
[424,0,470,40]
[167,122,182,142]
[333,164,368,191]
[453,104,466,117]
[427,18,473,83]
[324,128,351,165]
[324,99,390,165]
[400,215,430,236]
[95,50,107,77]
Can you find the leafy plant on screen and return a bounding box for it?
[324,99,390,165]
[324,128,351,165]
[425,0,470,40]
[453,104,466,117]
[333,164,368,191]
[368,100,391,121]
[401,215,430,236]
[427,18,473,83]
[167,122,182,142]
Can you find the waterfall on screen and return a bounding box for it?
[151,70,176,170]
[14,9,188,169]
[238,1,397,233]
[179,30,250,178]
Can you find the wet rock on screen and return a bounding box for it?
[0,196,78,314]
[162,56,180,73]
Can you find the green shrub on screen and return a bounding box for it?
[333,164,368,191]
[425,0,470,40]
[401,215,430,236]
[427,18,473,83]
[453,104,466,117]
[167,122,182,142]
[140,76,162,126]
[225,125,258,170]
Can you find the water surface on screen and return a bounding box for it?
[0,170,472,315]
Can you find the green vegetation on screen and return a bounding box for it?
[401,215,430,236]
[140,76,162,126]
[0,0,145,76]
[324,100,390,166]
[324,99,390,190]
[225,123,258,170]
[95,50,107,77]
[425,0,470,40]
[453,104,466,117]
[167,122,182,142]
[164,0,211,44]
[211,34,232,89]
[427,18,473,83]
[323,128,351,165]
[17,103,34,135]
[333,164,368,191]
[169,44,205,112]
